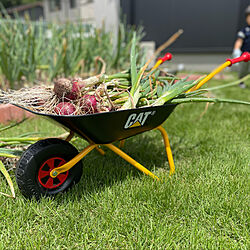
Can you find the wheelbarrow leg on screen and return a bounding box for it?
[119,139,125,148]
[105,144,160,181]
[50,144,97,178]
[95,146,105,155]
[64,131,105,155]
[156,126,175,176]
[65,130,74,142]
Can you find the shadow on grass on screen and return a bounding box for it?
[53,130,203,202]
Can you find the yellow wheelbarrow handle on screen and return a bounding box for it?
[151,52,172,70]
[187,52,250,92]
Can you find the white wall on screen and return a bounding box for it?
[44,0,119,28]
[93,0,120,42]
[44,0,93,23]
[44,0,65,22]
[79,0,95,23]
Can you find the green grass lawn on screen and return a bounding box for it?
[0,75,249,249]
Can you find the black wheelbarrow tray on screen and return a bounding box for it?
[14,52,250,199]
[15,103,176,199]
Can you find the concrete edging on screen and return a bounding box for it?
[0,104,34,125]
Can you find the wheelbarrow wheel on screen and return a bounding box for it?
[15,138,83,200]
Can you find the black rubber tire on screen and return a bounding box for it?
[15,138,83,200]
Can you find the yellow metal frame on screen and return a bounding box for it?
[187,61,231,92]
[51,58,234,180]
[119,139,125,148]
[50,144,97,177]
[50,126,175,181]
[48,54,250,182]
[151,59,163,71]
[157,126,175,175]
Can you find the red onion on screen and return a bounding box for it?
[54,102,76,115]
[64,80,80,100]
[80,95,97,114]
[54,79,85,100]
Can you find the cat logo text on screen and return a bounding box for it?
[124,111,155,129]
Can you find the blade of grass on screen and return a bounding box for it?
[0,153,18,158]
[0,137,43,142]
[130,32,138,95]
[204,74,250,91]
[0,118,28,133]
[0,148,22,156]
[169,97,250,105]
[0,160,15,198]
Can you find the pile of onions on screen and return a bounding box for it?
[53,78,99,115]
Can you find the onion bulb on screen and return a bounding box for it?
[54,102,76,115]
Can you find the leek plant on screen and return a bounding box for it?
[0,7,144,89]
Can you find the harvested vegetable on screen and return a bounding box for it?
[80,95,98,113]
[54,78,79,100]
[0,32,250,115]
[54,102,76,115]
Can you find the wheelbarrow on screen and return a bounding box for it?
[14,53,250,199]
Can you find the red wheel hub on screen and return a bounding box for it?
[38,157,69,189]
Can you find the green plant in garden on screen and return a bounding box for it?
[0,120,27,198]
[0,6,144,89]
[0,160,15,198]
[113,22,145,69]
